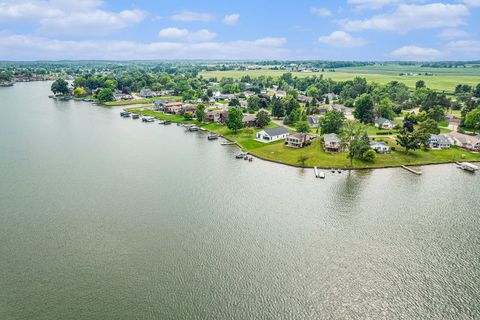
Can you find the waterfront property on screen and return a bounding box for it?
[242,114,257,128]
[428,134,452,150]
[323,133,345,152]
[450,132,480,151]
[307,116,320,128]
[256,126,289,143]
[286,133,311,148]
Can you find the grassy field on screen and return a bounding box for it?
[128,108,480,169]
[199,66,480,93]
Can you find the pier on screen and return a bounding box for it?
[401,165,422,175]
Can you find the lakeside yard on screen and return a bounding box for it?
[103,96,181,106]
[127,108,480,169]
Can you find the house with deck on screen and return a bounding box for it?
[286,133,311,148]
[256,126,289,143]
[428,134,452,150]
[323,133,345,152]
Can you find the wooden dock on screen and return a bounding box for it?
[401,165,422,175]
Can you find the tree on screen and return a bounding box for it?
[376,98,396,120]
[73,87,86,97]
[296,121,310,133]
[51,78,69,95]
[247,96,261,111]
[183,111,193,120]
[464,109,480,133]
[341,121,369,166]
[271,99,285,118]
[418,118,440,135]
[474,83,480,98]
[229,98,240,107]
[353,93,375,124]
[96,88,114,103]
[415,80,425,90]
[196,104,206,122]
[396,129,420,154]
[362,149,376,162]
[255,110,271,128]
[226,107,243,132]
[319,110,345,134]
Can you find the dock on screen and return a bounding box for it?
[314,167,325,179]
[401,165,422,175]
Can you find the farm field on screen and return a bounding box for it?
[199,65,480,93]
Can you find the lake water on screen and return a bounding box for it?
[1,82,479,320]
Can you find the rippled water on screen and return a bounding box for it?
[1,82,479,319]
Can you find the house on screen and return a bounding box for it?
[297,95,313,103]
[242,114,257,128]
[256,126,289,143]
[450,132,480,151]
[164,102,184,114]
[274,90,286,98]
[139,89,154,98]
[205,110,228,124]
[307,116,320,128]
[375,117,396,130]
[286,133,311,148]
[323,133,345,152]
[179,104,197,115]
[323,93,339,101]
[370,141,390,153]
[428,134,452,150]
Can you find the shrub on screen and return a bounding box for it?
[391,146,396,151]
[362,149,377,162]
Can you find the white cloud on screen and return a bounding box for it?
[438,28,470,38]
[223,13,240,25]
[0,1,144,35]
[40,9,145,35]
[463,0,480,7]
[348,0,400,10]
[310,7,332,17]
[171,11,213,22]
[318,31,367,47]
[340,3,469,33]
[390,45,441,60]
[0,32,289,60]
[445,40,480,54]
[158,27,216,42]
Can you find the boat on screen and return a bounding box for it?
[141,116,155,122]
[244,155,249,160]
[158,120,164,124]
[131,113,139,119]
[318,171,325,179]
[207,134,219,140]
[221,141,235,146]
[120,111,131,117]
[337,169,342,173]
[235,153,247,159]
[187,126,199,132]
[163,120,172,125]
[248,156,253,162]
[456,162,479,172]
[331,168,335,173]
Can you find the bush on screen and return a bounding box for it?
[376,131,394,135]
[362,149,377,162]
[391,146,396,151]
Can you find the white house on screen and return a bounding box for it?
[370,141,390,153]
[428,134,452,150]
[256,126,289,143]
[375,117,396,130]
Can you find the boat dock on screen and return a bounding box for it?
[314,167,325,179]
[401,165,422,175]
[456,162,479,172]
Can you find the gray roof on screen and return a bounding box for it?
[323,133,341,143]
[430,134,450,144]
[376,117,395,125]
[264,126,288,137]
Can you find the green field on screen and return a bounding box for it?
[128,108,479,169]
[200,65,480,93]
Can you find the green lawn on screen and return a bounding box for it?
[103,96,181,106]
[199,69,480,93]
[128,108,480,169]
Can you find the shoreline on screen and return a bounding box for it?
[124,106,480,171]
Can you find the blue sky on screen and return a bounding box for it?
[0,0,479,60]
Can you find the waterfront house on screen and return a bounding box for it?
[256,126,289,143]
[205,110,228,124]
[179,104,197,116]
[307,116,320,128]
[164,102,184,114]
[242,114,257,128]
[428,134,452,150]
[370,141,390,153]
[375,117,396,130]
[297,95,313,104]
[450,133,480,151]
[286,133,311,148]
[323,133,345,152]
[139,89,154,98]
